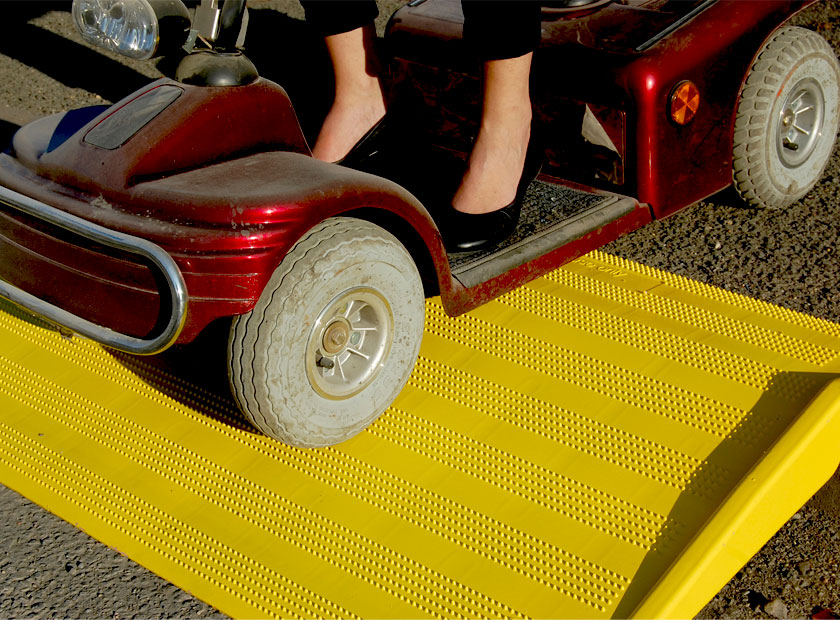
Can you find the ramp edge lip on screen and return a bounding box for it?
[0,184,187,355]
[631,377,840,619]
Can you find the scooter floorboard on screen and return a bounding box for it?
[1,251,839,618]
[359,140,644,292]
[449,181,638,289]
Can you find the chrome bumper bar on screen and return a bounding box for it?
[0,185,187,355]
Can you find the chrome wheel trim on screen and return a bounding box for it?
[776,77,825,169]
[305,287,394,400]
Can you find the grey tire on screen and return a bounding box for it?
[733,26,840,209]
[228,217,425,448]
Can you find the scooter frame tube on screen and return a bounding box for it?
[0,185,187,355]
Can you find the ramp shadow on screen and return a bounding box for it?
[611,370,840,618]
[0,298,257,436]
[0,297,66,334]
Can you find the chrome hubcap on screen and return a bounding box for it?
[306,287,393,400]
[777,77,825,168]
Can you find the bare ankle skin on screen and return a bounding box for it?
[453,107,532,214]
[312,94,386,162]
[453,53,534,214]
[311,25,386,163]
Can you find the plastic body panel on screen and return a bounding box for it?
[0,69,650,343]
[386,0,820,217]
[0,78,446,343]
[0,151,445,343]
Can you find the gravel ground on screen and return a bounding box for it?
[0,1,839,618]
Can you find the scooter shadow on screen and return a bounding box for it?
[0,3,153,104]
[0,294,258,437]
[105,319,262,437]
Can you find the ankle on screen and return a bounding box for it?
[312,95,386,162]
[334,74,386,112]
[479,107,532,147]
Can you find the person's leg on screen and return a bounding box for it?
[452,52,533,214]
[311,25,386,162]
[299,1,384,162]
[454,1,541,215]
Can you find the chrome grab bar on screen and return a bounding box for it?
[0,185,188,355]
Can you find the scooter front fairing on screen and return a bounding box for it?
[0,76,442,351]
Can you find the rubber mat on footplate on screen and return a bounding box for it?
[1,250,840,619]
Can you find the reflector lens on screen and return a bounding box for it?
[72,0,159,60]
[670,80,700,125]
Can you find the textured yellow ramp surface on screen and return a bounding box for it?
[2,250,840,619]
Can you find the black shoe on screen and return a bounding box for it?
[442,136,543,254]
[443,202,523,253]
[334,113,389,168]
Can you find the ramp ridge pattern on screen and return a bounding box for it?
[0,422,355,620]
[2,303,626,608]
[562,253,840,360]
[500,285,777,389]
[2,246,840,619]
[0,354,528,619]
[407,355,715,492]
[425,302,746,438]
[370,407,664,549]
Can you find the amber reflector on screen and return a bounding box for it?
[670,80,700,125]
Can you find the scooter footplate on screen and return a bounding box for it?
[449,182,637,288]
[1,252,840,618]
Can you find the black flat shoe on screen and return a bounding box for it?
[442,136,543,254]
[334,113,389,168]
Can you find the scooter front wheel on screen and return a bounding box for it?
[227,217,425,448]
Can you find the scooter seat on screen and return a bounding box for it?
[12,106,110,171]
[12,113,62,169]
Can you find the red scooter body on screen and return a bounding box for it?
[387,0,820,216]
[0,78,444,344]
[0,0,834,447]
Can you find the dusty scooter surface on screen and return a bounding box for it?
[0,0,837,448]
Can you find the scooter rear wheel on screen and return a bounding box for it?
[228,217,425,448]
[733,26,840,209]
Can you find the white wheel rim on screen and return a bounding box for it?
[776,77,825,169]
[305,287,394,400]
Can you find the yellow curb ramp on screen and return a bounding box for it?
[1,249,839,619]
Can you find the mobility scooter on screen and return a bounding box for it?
[0,0,836,447]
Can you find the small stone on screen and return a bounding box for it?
[796,560,812,575]
[747,590,769,612]
[764,598,788,619]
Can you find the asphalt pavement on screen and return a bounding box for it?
[0,1,838,618]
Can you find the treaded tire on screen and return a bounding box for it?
[733,26,840,209]
[228,217,425,448]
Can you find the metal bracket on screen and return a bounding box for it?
[194,0,222,42]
